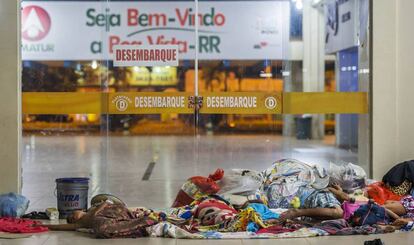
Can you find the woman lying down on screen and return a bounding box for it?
[41,202,158,238]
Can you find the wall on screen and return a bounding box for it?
[396,1,414,167]
[372,0,414,179]
[0,1,21,193]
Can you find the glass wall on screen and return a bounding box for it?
[21,0,370,209]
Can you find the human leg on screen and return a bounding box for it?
[384,200,407,216]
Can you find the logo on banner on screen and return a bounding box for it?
[22,5,51,42]
[112,95,132,112]
[265,96,277,110]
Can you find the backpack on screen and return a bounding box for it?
[350,201,389,226]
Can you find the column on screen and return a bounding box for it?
[302,0,325,139]
[0,1,21,193]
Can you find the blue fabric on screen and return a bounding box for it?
[247,222,259,232]
[179,210,193,220]
[0,193,30,218]
[410,188,414,197]
[352,203,389,226]
[246,203,279,233]
[247,203,279,220]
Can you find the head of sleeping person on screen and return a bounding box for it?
[67,210,87,223]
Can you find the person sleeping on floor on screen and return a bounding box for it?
[41,202,157,238]
[278,183,413,227]
[41,185,414,237]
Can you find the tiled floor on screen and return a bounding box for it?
[1,231,414,245]
[21,134,358,210]
[8,134,409,244]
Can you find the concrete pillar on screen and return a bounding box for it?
[0,1,21,193]
[302,0,325,139]
[372,0,414,179]
[371,0,397,180]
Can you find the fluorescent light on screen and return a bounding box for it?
[296,0,303,10]
[91,60,98,69]
[260,72,273,78]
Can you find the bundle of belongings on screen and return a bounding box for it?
[0,192,48,234]
[38,159,414,239]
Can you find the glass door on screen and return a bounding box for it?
[21,0,371,210]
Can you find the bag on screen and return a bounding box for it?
[218,169,263,196]
[0,193,30,218]
[351,202,389,226]
[329,162,367,193]
[172,169,224,207]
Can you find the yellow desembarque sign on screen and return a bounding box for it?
[108,92,193,114]
[107,92,282,114]
[199,92,282,114]
[22,92,368,115]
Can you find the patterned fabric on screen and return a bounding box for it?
[401,195,414,218]
[389,180,412,196]
[261,159,331,209]
[313,219,350,235]
[92,204,157,238]
[303,190,341,209]
[194,198,238,227]
[217,207,269,232]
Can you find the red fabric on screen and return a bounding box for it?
[172,168,224,207]
[194,199,238,226]
[0,218,48,233]
[367,182,404,205]
[208,168,224,181]
[171,190,194,208]
[256,225,296,234]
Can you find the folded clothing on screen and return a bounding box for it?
[0,218,48,233]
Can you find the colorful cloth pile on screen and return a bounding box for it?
[21,159,414,240]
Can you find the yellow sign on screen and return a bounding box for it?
[126,66,177,86]
[126,66,150,86]
[22,92,368,115]
[199,92,282,114]
[150,66,178,86]
[108,92,193,114]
